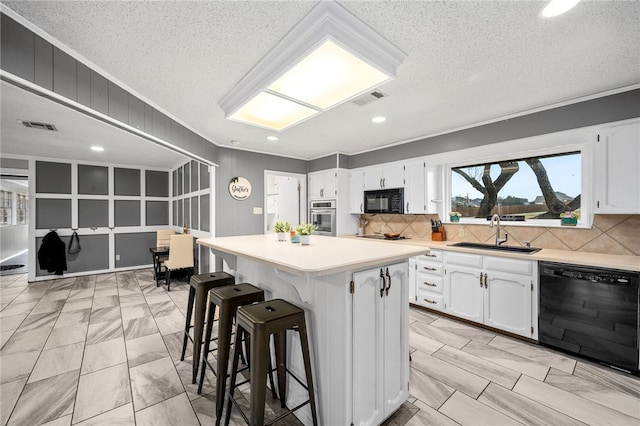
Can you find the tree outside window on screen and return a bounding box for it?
[451,152,581,220]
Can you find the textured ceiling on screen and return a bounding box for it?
[1,0,639,163]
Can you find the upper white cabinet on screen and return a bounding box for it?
[405,160,426,214]
[308,170,337,199]
[405,159,443,214]
[349,170,365,214]
[363,163,404,190]
[352,263,409,425]
[594,120,640,214]
[443,252,536,339]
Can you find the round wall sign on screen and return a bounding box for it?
[228,176,252,200]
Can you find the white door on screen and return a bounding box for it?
[352,267,384,426]
[382,263,409,417]
[484,271,532,338]
[445,266,483,323]
[349,170,365,214]
[363,166,384,190]
[382,163,404,189]
[405,160,425,213]
[595,121,640,213]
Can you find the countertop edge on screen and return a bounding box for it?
[197,236,427,277]
[340,235,640,272]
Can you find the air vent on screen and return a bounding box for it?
[351,90,388,107]
[20,121,57,131]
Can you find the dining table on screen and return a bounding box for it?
[149,246,169,286]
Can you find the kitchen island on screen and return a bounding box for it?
[197,234,427,426]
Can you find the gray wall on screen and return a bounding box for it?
[0,158,28,170]
[0,12,219,164]
[351,89,640,168]
[308,154,338,173]
[216,148,307,237]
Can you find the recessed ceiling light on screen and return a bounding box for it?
[371,116,386,123]
[230,140,241,146]
[90,146,104,152]
[267,136,279,141]
[540,0,581,18]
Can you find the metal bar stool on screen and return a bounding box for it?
[225,299,318,426]
[181,272,235,384]
[198,283,276,425]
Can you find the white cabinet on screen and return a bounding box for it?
[352,263,409,425]
[405,160,426,214]
[410,250,445,311]
[404,159,443,214]
[444,252,535,339]
[308,170,337,199]
[349,170,365,214]
[595,120,640,214]
[363,163,404,190]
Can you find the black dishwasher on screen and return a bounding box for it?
[539,262,639,375]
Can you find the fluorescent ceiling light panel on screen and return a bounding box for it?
[219,1,406,132]
[267,40,391,110]
[228,92,319,131]
[540,0,581,18]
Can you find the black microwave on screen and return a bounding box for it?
[364,188,404,214]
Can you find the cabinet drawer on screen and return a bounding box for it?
[445,252,483,268]
[416,288,443,311]
[416,273,443,293]
[484,256,533,276]
[416,259,443,275]
[418,250,443,263]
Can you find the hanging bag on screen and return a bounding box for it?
[68,231,81,255]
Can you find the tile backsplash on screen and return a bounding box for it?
[359,214,640,256]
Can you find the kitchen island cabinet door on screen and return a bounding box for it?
[484,270,532,337]
[382,264,409,416]
[352,263,409,426]
[352,267,384,426]
[445,265,483,323]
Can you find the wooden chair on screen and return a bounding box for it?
[164,234,194,291]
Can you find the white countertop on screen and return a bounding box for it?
[197,234,428,277]
[344,235,640,272]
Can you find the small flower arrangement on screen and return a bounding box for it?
[296,223,318,236]
[560,211,580,219]
[560,211,579,226]
[449,212,461,222]
[274,221,291,233]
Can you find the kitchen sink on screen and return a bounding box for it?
[449,241,541,254]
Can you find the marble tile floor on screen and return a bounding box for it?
[1,270,638,425]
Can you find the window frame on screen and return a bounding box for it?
[444,134,593,228]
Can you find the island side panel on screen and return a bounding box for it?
[233,256,353,426]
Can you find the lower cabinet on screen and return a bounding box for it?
[409,250,444,311]
[442,252,536,339]
[352,263,409,426]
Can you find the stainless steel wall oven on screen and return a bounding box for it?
[309,199,336,236]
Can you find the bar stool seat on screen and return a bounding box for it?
[198,283,274,425]
[225,299,318,426]
[181,272,234,384]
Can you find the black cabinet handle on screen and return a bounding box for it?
[385,268,391,296]
[379,268,385,298]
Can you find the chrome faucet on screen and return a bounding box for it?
[490,214,508,245]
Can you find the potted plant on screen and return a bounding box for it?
[560,211,579,226]
[274,221,291,241]
[296,223,318,245]
[449,212,461,222]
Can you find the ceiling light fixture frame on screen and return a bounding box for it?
[219,0,407,132]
